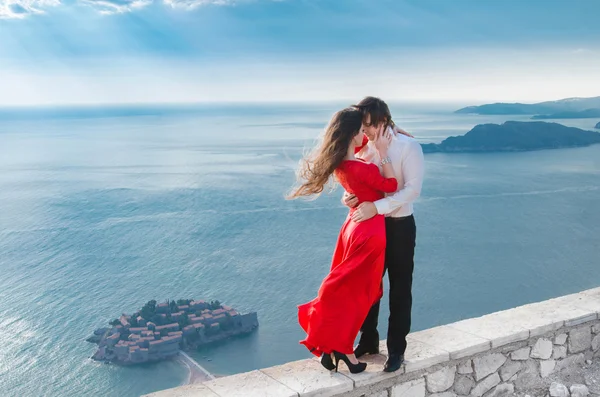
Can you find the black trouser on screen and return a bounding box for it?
[358,215,416,356]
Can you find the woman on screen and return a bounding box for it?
[288,108,398,373]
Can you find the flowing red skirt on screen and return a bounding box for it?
[298,213,386,356]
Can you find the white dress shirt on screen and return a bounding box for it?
[358,129,425,218]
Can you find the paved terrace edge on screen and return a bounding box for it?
[143,287,600,397]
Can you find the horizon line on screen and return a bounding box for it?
[3,95,599,110]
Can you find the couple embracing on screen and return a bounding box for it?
[288,97,425,374]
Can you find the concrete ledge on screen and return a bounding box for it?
[204,370,298,397]
[143,287,600,397]
[262,359,353,396]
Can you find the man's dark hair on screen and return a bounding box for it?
[352,96,394,129]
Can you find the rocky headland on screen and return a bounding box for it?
[455,96,600,115]
[421,121,600,153]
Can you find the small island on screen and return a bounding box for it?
[87,299,258,365]
[595,122,600,129]
[422,121,600,153]
[531,108,600,120]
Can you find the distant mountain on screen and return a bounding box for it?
[455,97,600,115]
[531,108,600,120]
[422,121,600,153]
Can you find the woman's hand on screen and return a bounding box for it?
[373,124,392,156]
[342,192,359,208]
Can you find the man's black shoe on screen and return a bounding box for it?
[383,354,404,372]
[353,344,379,359]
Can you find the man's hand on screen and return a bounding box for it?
[342,192,359,208]
[351,202,378,223]
[393,125,414,138]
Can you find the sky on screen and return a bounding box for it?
[0,0,599,106]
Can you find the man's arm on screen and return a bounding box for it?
[374,140,424,215]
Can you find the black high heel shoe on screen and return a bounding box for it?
[320,353,335,371]
[333,351,367,374]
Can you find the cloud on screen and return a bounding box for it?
[81,0,152,14]
[81,0,238,14]
[162,0,239,9]
[572,48,595,55]
[0,0,60,19]
[1,0,257,16]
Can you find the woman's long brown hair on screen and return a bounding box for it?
[287,108,363,199]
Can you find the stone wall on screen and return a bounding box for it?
[144,287,600,397]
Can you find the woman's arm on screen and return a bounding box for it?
[373,126,398,191]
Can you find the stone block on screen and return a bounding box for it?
[549,382,570,397]
[204,370,298,397]
[499,360,521,382]
[569,326,592,353]
[339,352,401,388]
[457,360,472,375]
[391,377,425,397]
[485,383,515,397]
[473,353,506,381]
[570,384,590,397]
[470,373,500,397]
[368,391,388,397]
[494,300,563,337]
[402,337,450,373]
[592,324,600,334]
[514,360,542,391]
[408,325,490,360]
[453,375,474,396]
[566,315,598,327]
[531,338,554,359]
[592,334,600,351]
[540,359,556,378]
[426,365,456,393]
[553,345,567,359]
[505,293,597,337]
[560,291,600,325]
[555,353,585,372]
[555,334,568,345]
[584,370,600,394]
[448,311,529,349]
[143,384,220,397]
[511,347,531,361]
[261,358,353,397]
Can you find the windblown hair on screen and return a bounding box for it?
[287,108,363,199]
[352,96,395,130]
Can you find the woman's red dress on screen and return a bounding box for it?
[298,159,398,356]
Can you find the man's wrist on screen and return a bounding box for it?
[379,156,392,166]
[374,198,388,215]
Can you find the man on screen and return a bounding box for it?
[344,96,424,372]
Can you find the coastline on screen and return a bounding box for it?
[177,352,215,385]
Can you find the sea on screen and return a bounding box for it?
[1,102,599,397]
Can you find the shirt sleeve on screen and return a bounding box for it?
[360,163,398,193]
[374,140,424,215]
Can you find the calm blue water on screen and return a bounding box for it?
[1,103,599,397]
